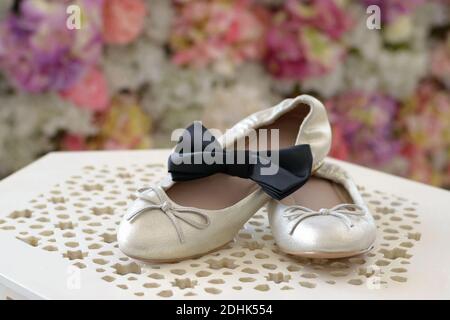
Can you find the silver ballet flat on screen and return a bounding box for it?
[118,94,332,262]
[268,162,377,259]
[223,94,332,172]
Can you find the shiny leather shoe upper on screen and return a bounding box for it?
[268,162,377,258]
[119,184,269,262]
[222,94,332,171]
[118,94,333,262]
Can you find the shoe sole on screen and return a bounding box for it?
[126,240,234,264]
[283,245,375,259]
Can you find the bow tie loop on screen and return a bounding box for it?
[283,204,366,235]
[127,187,210,243]
[168,122,313,200]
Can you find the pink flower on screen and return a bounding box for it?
[398,81,450,186]
[92,93,152,150]
[285,0,352,39]
[264,0,350,80]
[61,134,88,151]
[401,144,435,185]
[170,0,266,68]
[329,125,350,160]
[326,91,401,167]
[430,36,450,87]
[103,139,129,150]
[0,0,103,93]
[102,0,147,45]
[102,137,146,150]
[399,81,450,151]
[60,67,110,112]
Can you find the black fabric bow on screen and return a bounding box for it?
[168,122,312,200]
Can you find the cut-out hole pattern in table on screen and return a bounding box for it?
[0,163,422,298]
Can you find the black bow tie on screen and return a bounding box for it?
[168,122,312,200]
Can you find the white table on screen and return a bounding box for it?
[0,150,449,299]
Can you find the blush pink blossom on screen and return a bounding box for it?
[60,67,110,112]
[264,0,350,80]
[285,0,352,39]
[102,0,147,45]
[398,81,450,186]
[61,134,88,151]
[329,125,350,160]
[170,0,266,68]
[430,37,450,86]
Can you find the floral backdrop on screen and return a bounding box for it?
[0,0,449,188]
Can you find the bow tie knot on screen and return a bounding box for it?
[223,161,252,178]
[160,201,171,213]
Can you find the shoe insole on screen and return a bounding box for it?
[167,105,310,209]
[280,177,353,210]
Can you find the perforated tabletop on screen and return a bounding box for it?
[0,150,449,299]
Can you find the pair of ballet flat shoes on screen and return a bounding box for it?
[118,95,376,263]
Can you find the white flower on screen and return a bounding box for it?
[344,9,382,62]
[144,0,174,44]
[141,65,218,136]
[102,40,168,92]
[321,6,430,99]
[0,94,94,176]
[201,64,281,131]
[342,55,380,94]
[416,1,450,30]
[377,49,428,98]
[142,64,280,145]
[384,15,414,44]
[301,64,345,98]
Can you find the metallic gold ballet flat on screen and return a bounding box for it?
[118,95,332,262]
[268,162,377,259]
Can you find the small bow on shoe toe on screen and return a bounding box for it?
[126,187,210,243]
[283,204,366,235]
